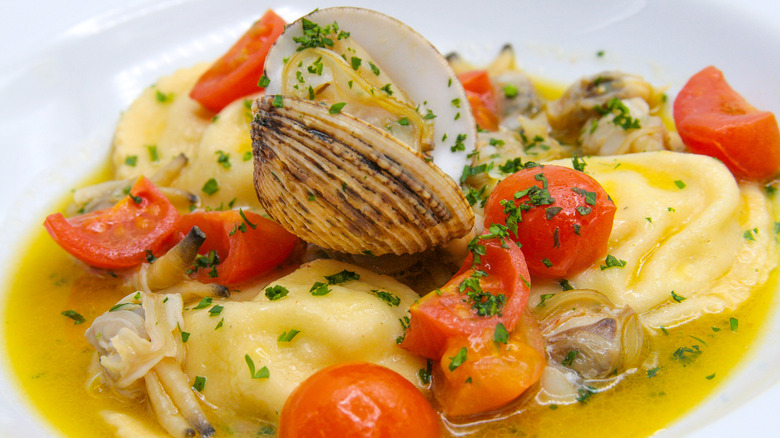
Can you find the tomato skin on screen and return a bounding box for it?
[459,70,499,131]
[190,10,285,112]
[434,311,545,417]
[175,210,298,286]
[401,236,531,359]
[278,363,440,438]
[44,176,180,269]
[483,165,615,279]
[674,66,780,181]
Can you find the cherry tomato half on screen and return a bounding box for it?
[190,10,286,112]
[279,363,440,438]
[175,209,299,286]
[484,165,616,279]
[44,176,180,269]
[673,65,780,181]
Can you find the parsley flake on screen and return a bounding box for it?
[265,285,289,301]
[448,347,468,371]
[245,354,270,379]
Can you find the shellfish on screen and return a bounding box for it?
[251,7,476,255]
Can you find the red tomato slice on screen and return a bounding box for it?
[279,363,440,438]
[44,176,180,269]
[483,164,615,279]
[434,311,545,417]
[175,210,299,286]
[401,235,531,360]
[673,65,780,181]
[459,70,499,131]
[189,10,286,113]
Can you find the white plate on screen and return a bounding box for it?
[1,0,778,436]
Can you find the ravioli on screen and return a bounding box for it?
[534,151,777,329]
[181,259,426,422]
[112,65,262,210]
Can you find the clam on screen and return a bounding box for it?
[533,289,645,379]
[252,8,476,255]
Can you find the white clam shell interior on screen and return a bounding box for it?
[264,7,476,182]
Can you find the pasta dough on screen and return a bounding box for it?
[181,259,426,422]
[112,64,262,209]
[534,151,777,329]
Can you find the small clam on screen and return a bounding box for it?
[251,96,473,255]
[533,289,645,379]
[252,8,476,255]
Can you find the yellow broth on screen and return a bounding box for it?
[1,202,777,437]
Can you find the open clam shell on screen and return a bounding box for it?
[251,95,474,255]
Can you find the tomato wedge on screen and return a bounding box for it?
[44,176,180,269]
[279,363,440,438]
[434,311,545,416]
[401,235,531,359]
[673,65,780,180]
[175,209,299,286]
[459,70,499,131]
[190,10,286,112]
[401,233,543,416]
[483,164,616,279]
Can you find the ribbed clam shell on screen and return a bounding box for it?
[251,95,474,255]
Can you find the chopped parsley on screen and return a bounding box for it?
[674,180,686,189]
[309,281,331,296]
[494,323,509,344]
[193,297,213,310]
[325,270,360,285]
[272,95,284,108]
[670,290,686,303]
[743,228,758,241]
[292,18,349,51]
[371,290,401,307]
[600,254,627,270]
[147,144,160,162]
[124,155,138,167]
[208,305,224,317]
[61,310,85,325]
[647,367,661,378]
[572,156,587,172]
[418,360,433,385]
[181,330,190,343]
[329,102,347,114]
[215,150,231,169]
[257,75,270,87]
[278,329,301,343]
[730,317,738,331]
[672,345,702,366]
[562,350,579,367]
[155,90,174,103]
[397,117,409,126]
[576,385,597,403]
[202,178,219,195]
[189,250,220,278]
[245,354,270,379]
[265,285,289,301]
[450,133,467,152]
[350,56,362,70]
[369,62,380,75]
[144,250,157,264]
[448,347,468,371]
[559,279,574,291]
[192,376,206,392]
[239,208,257,230]
[503,84,519,98]
[595,97,641,130]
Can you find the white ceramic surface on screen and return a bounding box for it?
[1,1,778,437]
